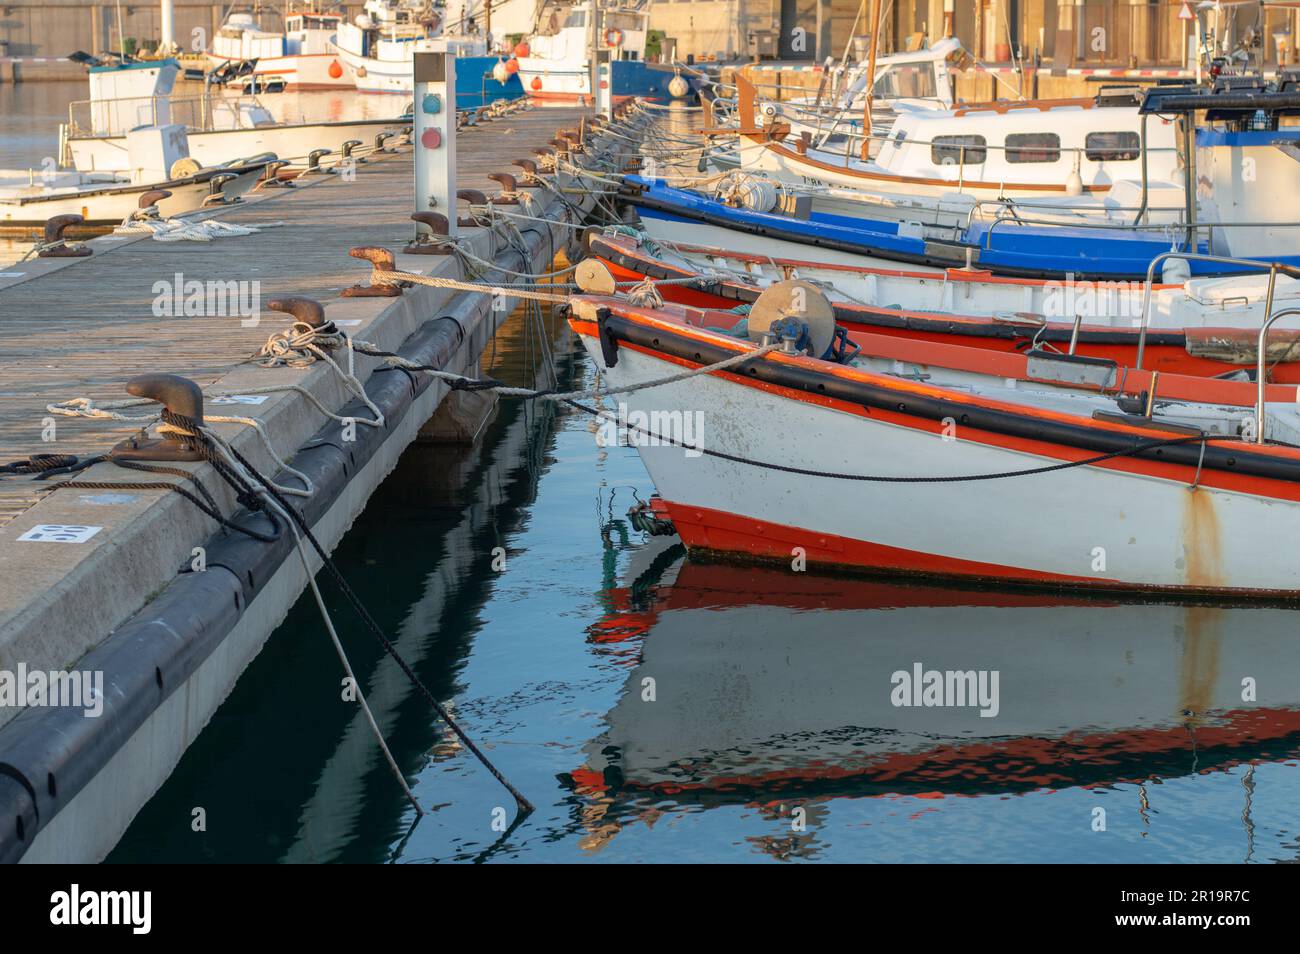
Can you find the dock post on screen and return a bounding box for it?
[595,50,613,120]
[413,50,458,248]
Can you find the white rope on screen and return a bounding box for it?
[46,396,315,498]
[113,215,285,242]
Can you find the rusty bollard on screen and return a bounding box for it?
[255,160,292,190]
[267,297,328,329]
[405,212,453,255]
[137,189,172,211]
[512,158,539,182]
[456,189,488,228]
[110,374,206,462]
[38,215,92,258]
[487,172,520,206]
[342,246,403,298]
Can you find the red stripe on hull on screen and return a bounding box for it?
[661,499,1101,586]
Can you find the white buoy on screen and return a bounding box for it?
[492,60,509,84]
[668,74,689,99]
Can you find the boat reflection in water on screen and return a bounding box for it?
[567,538,1300,857]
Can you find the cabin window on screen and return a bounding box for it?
[931,134,986,165]
[872,64,937,101]
[1085,131,1141,161]
[1005,132,1061,163]
[563,10,587,29]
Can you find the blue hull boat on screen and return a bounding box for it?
[620,176,1300,282]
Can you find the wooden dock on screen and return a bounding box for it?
[0,100,610,863]
[0,105,588,526]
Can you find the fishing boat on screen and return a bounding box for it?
[698,36,967,173]
[206,4,353,91]
[61,58,407,173]
[567,281,1300,596]
[570,557,1300,813]
[516,1,675,105]
[619,80,1300,283]
[332,0,522,104]
[584,230,1300,381]
[709,74,1181,203]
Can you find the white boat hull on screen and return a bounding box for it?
[572,306,1300,594]
[68,119,405,173]
[0,165,264,228]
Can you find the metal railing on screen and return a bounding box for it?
[65,93,271,138]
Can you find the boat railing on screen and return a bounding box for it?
[66,93,270,138]
[982,213,1300,255]
[1129,251,1300,444]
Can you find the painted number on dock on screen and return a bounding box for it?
[17,524,103,543]
[211,395,271,406]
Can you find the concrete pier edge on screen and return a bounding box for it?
[0,134,602,861]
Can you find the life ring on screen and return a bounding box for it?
[604,28,623,47]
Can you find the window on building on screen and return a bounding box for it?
[1005,132,1061,163]
[931,134,986,165]
[1085,131,1141,161]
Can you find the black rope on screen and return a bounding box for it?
[562,399,1226,483]
[0,454,79,474]
[220,440,535,816]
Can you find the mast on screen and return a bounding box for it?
[858,0,881,161]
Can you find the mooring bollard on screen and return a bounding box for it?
[255,159,292,190]
[111,373,206,462]
[511,158,539,183]
[342,246,403,298]
[405,212,453,255]
[303,148,332,175]
[267,297,327,328]
[135,189,172,220]
[340,139,364,163]
[203,172,239,206]
[487,172,520,205]
[456,189,487,228]
[38,215,92,258]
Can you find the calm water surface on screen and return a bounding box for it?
[107,306,1300,863]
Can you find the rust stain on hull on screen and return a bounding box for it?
[1181,489,1224,590]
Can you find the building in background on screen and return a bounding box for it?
[2,1,1299,69]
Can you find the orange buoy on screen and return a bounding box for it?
[505,58,519,74]
[514,41,530,58]
[328,59,343,79]
[531,76,542,91]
